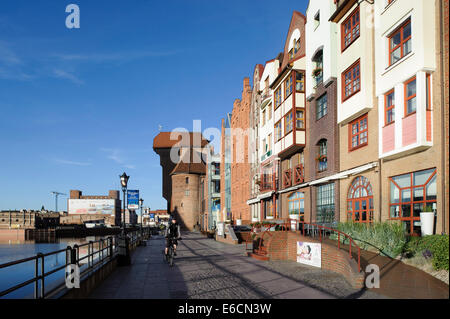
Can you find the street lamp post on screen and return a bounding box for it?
[120,172,129,235]
[139,198,144,238]
[118,172,131,266]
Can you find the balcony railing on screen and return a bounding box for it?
[294,164,304,185]
[260,174,274,192]
[260,150,272,162]
[283,169,292,188]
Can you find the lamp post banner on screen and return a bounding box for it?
[127,190,139,210]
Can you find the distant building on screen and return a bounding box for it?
[153,132,209,230]
[65,190,121,226]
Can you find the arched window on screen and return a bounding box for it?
[317,139,327,172]
[347,176,374,223]
[312,49,323,86]
[288,192,305,221]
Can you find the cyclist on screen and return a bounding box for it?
[164,216,181,257]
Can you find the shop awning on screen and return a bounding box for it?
[246,197,260,205]
[258,191,274,200]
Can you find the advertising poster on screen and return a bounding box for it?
[127,190,139,210]
[297,241,321,268]
[68,199,115,215]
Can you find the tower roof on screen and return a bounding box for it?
[153,132,209,149]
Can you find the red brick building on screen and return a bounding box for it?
[153,132,209,230]
[230,78,252,224]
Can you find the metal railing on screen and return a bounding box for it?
[0,227,150,299]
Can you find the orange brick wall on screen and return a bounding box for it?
[230,78,252,223]
[255,231,365,289]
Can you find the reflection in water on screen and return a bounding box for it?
[0,236,110,299]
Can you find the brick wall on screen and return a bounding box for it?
[254,231,364,289]
[171,173,201,230]
[230,78,252,222]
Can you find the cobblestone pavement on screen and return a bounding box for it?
[88,232,386,299]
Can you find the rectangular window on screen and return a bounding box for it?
[296,109,305,129]
[262,109,266,126]
[285,75,293,99]
[296,71,305,92]
[349,114,368,150]
[342,7,360,50]
[268,103,272,120]
[294,39,300,54]
[275,87,282,107]
[275,121,282,141]
[285,112,293,134]
[262,138,267,153]
[316,183,335,223]
[385,90,395,125]
[316,94,327,120]
[289,49,294,60]
[342,60,360,101]
[268,133,272,152]
[389,19,411,65]
[389,168,436,235]
[404,76,416,116]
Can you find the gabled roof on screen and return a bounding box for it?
[153,132,209,149]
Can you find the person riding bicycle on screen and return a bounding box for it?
[164,216,181,257]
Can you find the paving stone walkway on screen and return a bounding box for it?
[88,232,385,299]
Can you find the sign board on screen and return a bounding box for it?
[217,222,224,236]
[127,190,139,210]
[68,199,115,215]
[149,213,155,219]
[297,241,321,268]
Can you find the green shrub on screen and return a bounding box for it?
[405,235,449,271]
[330,221,407,258]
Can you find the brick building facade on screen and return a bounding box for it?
[153,132,209,230]
[230,78,252,223]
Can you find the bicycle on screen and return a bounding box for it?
[163,238,177,267]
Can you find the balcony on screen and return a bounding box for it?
[260,150,272,162]
[283,169,292,189]
[261,92,272,109]
[260,174,275,192]
[293,164,305,185]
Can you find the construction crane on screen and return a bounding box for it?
[51,191,67,212]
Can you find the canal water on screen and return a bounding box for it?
[0,236,110,299]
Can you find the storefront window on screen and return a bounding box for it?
[389,168,436,235]
[316,183,335,223]
[288,192,304,221]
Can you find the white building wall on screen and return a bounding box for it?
[306,0,338,98]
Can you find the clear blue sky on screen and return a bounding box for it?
[0,0,308,211]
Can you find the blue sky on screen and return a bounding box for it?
[0,0,307,211]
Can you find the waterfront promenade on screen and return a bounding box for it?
[88,232,385,299]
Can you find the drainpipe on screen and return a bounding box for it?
[378,159,382,222]
[439,0,446,234]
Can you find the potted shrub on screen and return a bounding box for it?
[420,206,435,236]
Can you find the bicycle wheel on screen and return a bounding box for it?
[168,246,174,267]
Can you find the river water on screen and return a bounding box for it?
[0,236,109,299]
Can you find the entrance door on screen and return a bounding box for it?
[347,176,374,224]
